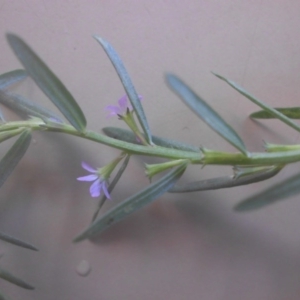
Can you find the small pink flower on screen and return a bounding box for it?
[105,94,142,117]
[77,162,110,199]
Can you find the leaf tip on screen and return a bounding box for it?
[234,202,252,212]
[211,71,222,79]
[73,233,85,243]
[234,199,265,212]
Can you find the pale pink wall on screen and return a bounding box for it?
[0,1,300,299]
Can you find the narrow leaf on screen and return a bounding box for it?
[74,162,188,242]
[251,107,300,119]
[0,109,4,123]
[0,288,11,300]
[0,130,31,188]
[0,69,27,90]
[0,232,38,251]
[0,268,34,290]
[6,34,86,131]
[0,129,26,143]
[170,166,281,193]
[233,165,277,179]
[166,74,247,155]
[214,73,300,132]
[0,90,63,122]
[102,126,200,152]
[94,35,152,144]
[235,170,300,211]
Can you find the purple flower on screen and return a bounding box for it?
[105,94,142,117]
[77,162,110,199]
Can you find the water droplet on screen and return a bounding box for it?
[76,260,91,277]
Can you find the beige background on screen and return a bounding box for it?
[1,1,300,299]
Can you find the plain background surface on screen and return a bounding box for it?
[1,1,300,299]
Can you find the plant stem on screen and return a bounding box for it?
[5,120,300,167]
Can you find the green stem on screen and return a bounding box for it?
[4,120,300,167]
[202,149,300,166]
[42,123,203,162]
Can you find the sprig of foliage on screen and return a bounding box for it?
[1,33,300,297]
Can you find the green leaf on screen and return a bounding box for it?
[0,129,26,143]
[94,35,152,144]
[251,107,300,119]
[91,154,131,222]
[0,232,38,251]
[0,267,34,290]
[213,73,300,132]
[233,165,277,179]
[0,130,31,188]
[0,90,63,122]
[235,170,300,211]
[74,162,188,242]
[102,127,200,152]
[0,69,27,90]
[166,74,247,155]
[170,165,281,193]
[0,109,5,123]
[0,288,11,300]
[6,34,86,131]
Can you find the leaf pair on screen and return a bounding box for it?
[0,232,37,295]
[214,73,300,132]
[6,34,154,145]
[213,73,300,210]
[6,34,86,131]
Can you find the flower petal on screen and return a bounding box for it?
[77,174,98,182]
[118,95,128,110]
[90,178,102,197]
[106,105,122,115]
[81,162,97,173]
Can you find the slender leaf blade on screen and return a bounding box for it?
[0,268,34,290]
[0,91,63,122]
[0,130,31,188]
[0,288,11,300]
[6,34,86,131]
[0,232,38,251]
[214,73,300,132]
[0,109,4,123]
[102,126,200,152]
[251,107,300,119]
[74,162,188,242]
[170,166,281,193]
[0,69,27,90]
[166,74,247,155]
[235,171,300,211]
[0,128,26,143]
[94,35,152,144]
